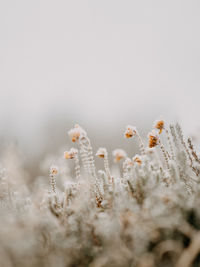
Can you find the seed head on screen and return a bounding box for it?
[124,125,137,139]
[148,130,159,148]
[50,165,58,175]
[64,148,78,159]
[112,149,127,162]
[68,124,86,142]
[154,119,164,134]
[96,147,107,158]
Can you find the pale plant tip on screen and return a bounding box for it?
[112,149,127,162]
[68,124,87,143]
[68,127,81,143]
[96,147,107,158]
[124,125,137,139]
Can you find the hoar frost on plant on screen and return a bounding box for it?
[1,120,200,266]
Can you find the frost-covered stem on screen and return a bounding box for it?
[88,175,102,207]
[122,161,128,181]
[64,187,71,207]
[50,173,56,194]
[176,124,199,176]
[188,138,200,164]
[165,128,175,160]
[87,139,96,177]
[181,140,195,170]
[78,141,89,173]
[135,130,145,155]
[62,191,67,211]
[176,123,193,163]
[74,154,81,180]
[170,124,179,150]
[80,135,96,178]
[48,166,61,212]
[98,170,107,194]
[129,164,134,181]
[169,161,179,183]
[79,136,103,203]
[127,180,135,198]
[158,139,170,170]
[103,152,111,181]
[122,159,133,183]
[95,179,103,200]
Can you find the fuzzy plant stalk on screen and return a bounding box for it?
[68,124,97,179]
[79,133,96,179]
[74,153,81,180]
[122,158,133,182]
[154,119,175,160]
[64,148,81,180]
[78,141,89,173]
[68,124,103,206]
[165,128,175,159]
[187,138,200,165]
[96,148,111,181]
[170,124,179,150]
[175,123,199,176]
[122,160,128,181]
[158,139,170,170]
[49,165,62,212]
[135,131,146,155]
[80,135,104,202]
[49,165,58,194]
[148,130,170,170]
[68,124,89,174]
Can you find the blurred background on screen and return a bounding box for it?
[0,0,200,175]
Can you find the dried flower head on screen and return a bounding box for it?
[124,125,137,138]
[148,130,159,148]
[50,165,58,175]
[112,149,127,162]
[133,155,142,165]
[68,124,85,142]
[96,147,107,158]
[64,148,78,159]
[154,119,164,134]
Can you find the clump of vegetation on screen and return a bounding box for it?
[1,120,200,267]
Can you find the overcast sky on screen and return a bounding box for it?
[0,0,200,155]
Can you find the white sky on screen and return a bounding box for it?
[0,0,200,154]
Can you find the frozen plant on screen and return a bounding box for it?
[0,120,200,266]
